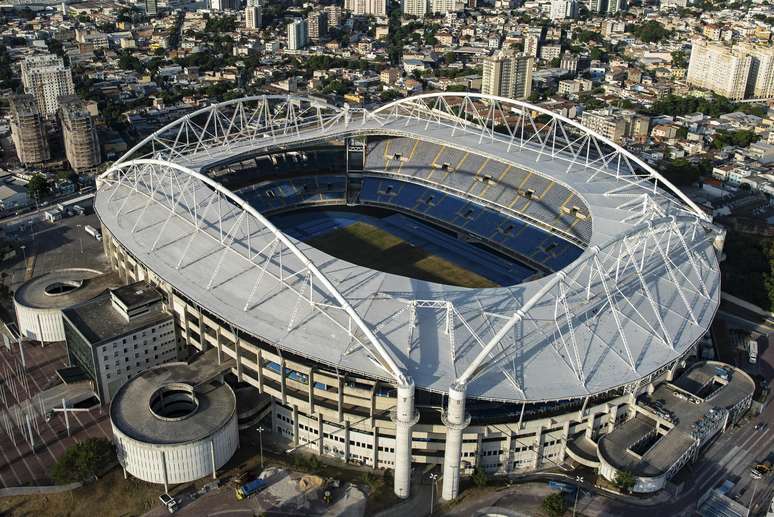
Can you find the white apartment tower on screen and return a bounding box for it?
[20,54,75,118]
[345,0,387,16]
[245,4,262,29]
[738,43,774,100]
[482,52,533,100]
[550,0,576,20]
[287,19,308,50]
[687,39,752,100]
[430,0,461,14]
[403,0,427,17]
[590,0,626,13]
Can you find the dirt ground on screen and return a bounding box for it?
[0,468,161,517]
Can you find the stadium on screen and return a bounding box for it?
[94,93,728,499]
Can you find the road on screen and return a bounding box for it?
[444,332,774,517]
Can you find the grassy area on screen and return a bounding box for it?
[0,468,161,517]
[309,221,498,288]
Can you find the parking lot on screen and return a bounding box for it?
[0,200,114,487]
[143,467,366,517]
[2,198,107,296]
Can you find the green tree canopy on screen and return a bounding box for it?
[613,470,636,493]
[27,174,49,201]
[632,21,670,43]
[712,129,760,149]
[542,492,568,517]
[51,438,115,484]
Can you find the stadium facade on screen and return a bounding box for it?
[95,94,732,499]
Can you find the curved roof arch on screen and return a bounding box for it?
[96,94,722,402]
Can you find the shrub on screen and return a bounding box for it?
[471,466,488,488]
[542,492,567,517]
[613,470,636,493]
[51,438,115,484]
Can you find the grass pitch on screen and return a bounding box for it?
[309,221,498,288]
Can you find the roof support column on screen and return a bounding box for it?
[607,405,619,434]
[533,425,544,469]
[317,413,324,456]
[337,376,344,423]
[256,349,264,393]
[308,370,315,414]
[560,421,570,463]
[441,383,470,501]
[392,380,418,499]
[292,404,299,447]
[372,425,379,467]
[344,420,350,463]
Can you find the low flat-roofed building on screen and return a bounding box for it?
[597,362,755,493]
[62,282,179,402]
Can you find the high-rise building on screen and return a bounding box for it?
[589,0,624,13]
[549,0,576,20]
[607,0,626,13]
[59,96,101,173]
[403,0,427,17]
[524,34,540,58]
[307,11,328,42]
[687,39,752,101]
[430,0,460,14]
[287,19,308,50]
[9,95,50,166]
[145,0,158,16]
[20,54,75,118]
[210,0,239,11]
[345,0,387,16]
[245,5,262,29]
[738,43,774,100]
[325,5,343,27]
[481,52,533,100]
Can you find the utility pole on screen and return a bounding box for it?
[573,475,584,517]
[429,473,438,515]
[257,426,264,469]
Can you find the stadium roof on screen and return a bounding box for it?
[95,94,722,402]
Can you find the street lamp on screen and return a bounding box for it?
[257,426,264,470]
[573,475,584,517]
[76,224,83,254]
[429,473,439,515]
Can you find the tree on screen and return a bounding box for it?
[542,492,567,517]
[632,21,669,43]
[613,470,635,493]
[471,466,488,487]
[712,129,760,150]
[51,438,115,484]
[26,174,49,202]
[671,50,688,69]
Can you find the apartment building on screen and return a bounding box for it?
[482,51,533,100]
[9,94,50,166]
[20,54,75,117]
[59,96,101,173]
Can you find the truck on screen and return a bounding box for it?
[752,461,772,480]
[158,493,178,514]
[749,339,758,364]
[84,225,102,241]
[235,478,268,500]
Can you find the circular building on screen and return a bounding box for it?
[13,268,119,343]
[110,362,239,489]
